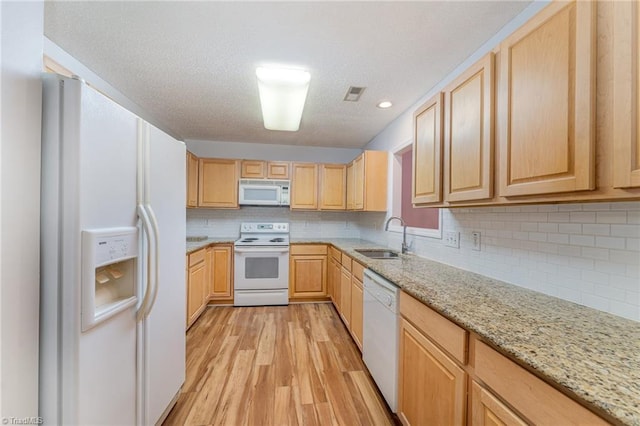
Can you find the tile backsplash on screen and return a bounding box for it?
[356,202,640,322]
[187,207,361,239]
[188,202,640,322]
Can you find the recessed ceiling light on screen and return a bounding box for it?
[256,66,310,132]
[377,101,393,109]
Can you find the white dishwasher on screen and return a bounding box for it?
[363,269,400,413]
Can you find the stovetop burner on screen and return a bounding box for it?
[270,238,285,243]
[240,238,259,242]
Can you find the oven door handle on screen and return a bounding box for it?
[234,247,290,254]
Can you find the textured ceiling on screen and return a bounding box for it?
[44,1,531,148]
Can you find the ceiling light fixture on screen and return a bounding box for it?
[377,101,393,109]
[256,66,311,132]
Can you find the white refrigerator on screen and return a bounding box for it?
[40,74,186,425]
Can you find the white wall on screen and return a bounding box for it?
[186,139,361,164]
[0,0,44,417]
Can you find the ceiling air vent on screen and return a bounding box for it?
[343,86,366,102]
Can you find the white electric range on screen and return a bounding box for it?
[233,222,290,306]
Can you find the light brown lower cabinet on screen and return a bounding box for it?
[329,255,341,311]
[470,381,526,426]
[399,290,610,426]
[289,244,327,300]
[186,249,207,328]
[398,318,466,426]
[208,244,233,302]
[350,275,363,350]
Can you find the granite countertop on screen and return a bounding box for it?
[186,237,236,254]
[291,238,640,426]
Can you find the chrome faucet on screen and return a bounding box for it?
[384,216,409,254]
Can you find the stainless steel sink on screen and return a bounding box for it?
[354,249,400,259]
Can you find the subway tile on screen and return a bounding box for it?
[580,269,609,285]
[596,211,627,224]
[556,287,582,304]
[595,236,626,250]
[627,211,640,224]
[529,232,548,242]
[558,223,582,234]
[627,238,640,252]
[537,242,558,254]
[570,211,596,223]
[569,235,595,247]
[581,224,611,236]
[611,224,640,238]
[580,202,611,211]
[609,276,640,292]
[569,256,595,270]
[538,222,559,233]
[520,222,538,232]
[548,212,570,222]
[608,249,640,265]
[581,247,609,261]
[593,284,626,302]
[537,205,560,212]
[558,245,581,256]
[548,233,570,244]
[528,212,549,222]
[609,201,640,210]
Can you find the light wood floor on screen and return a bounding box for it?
[163,303,395,426]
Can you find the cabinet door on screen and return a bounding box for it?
[350,277,363,350]
[289,255,327,298]
[340,267,352,327]
[613,1,640,188]
[209,244,233,300]
[361,151,389,212]
[186,152,199,207]
[290,163,318,210]
[413,93,444,204]
[198,158,239,208]
[498,1,595,197]
[241,160,266,179]
[319,164,347,210]
[187,261,206,327]
[470,381,527,426]
[353,155,365,210]
[267,161,290,179]
[346,162,355,210]
[398,318,466,426]
[445,53,494,202]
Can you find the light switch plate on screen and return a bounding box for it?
[445,231,460,248]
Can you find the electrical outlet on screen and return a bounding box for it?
[445,231,460,248]
[472,231,481,251]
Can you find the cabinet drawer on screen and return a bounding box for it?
[189,248,206,267]
[399,291,467,364]
[329,246,341,261]
[352,261,365,282]
[290,244,327,256]
[474,339,608,425]
[341,253,352,271]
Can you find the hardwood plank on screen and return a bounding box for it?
[163,304,394,426]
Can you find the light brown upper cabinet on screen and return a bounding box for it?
[186,151,199,208]
[319,164,347,210]
[613,1,640,189]
[413,93,444,204]
[267,161,290,179]
[348,151,388,211]
[498,0,596,197]
[444,53,494,202]
[241,160,266,179]
[290,163,318,210]
[198,158,239,208]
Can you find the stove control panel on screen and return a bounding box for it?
[240,222,289,233]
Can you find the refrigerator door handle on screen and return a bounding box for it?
[137,204,157,321]
[145,203,161,316]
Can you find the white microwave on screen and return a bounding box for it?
[238,179,290,206]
